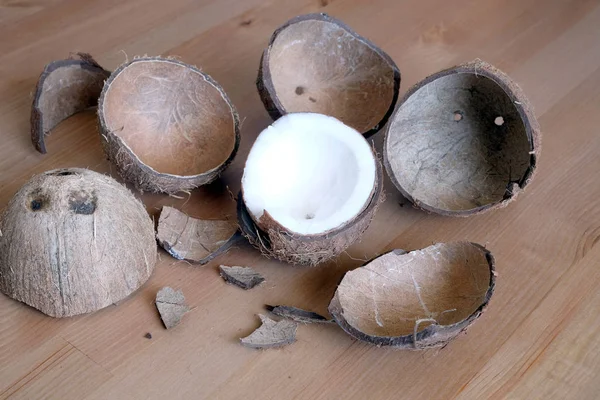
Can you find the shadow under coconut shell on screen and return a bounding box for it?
[329,242,495,349]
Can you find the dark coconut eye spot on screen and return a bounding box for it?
[68,191,97,215]
[30,199,44,211]
[28,190,50,211]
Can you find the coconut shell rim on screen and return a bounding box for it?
[257,12,401,138]
[97,56,241,182]
[383,59,541,217]
[31,53,111,154]
[328,241,496,349]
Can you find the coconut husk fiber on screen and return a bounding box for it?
[257,13,400,137]
[31,53,110,154]
[236,158,383,266]
[329,242,495,349]
[156,206,239,264]
[0,168,157,317]
[98,56,240,194]
[384,60,541,216]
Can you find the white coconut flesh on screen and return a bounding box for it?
[242,113,376,235]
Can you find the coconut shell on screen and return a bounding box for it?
[237,159,383,266]
[328,242,495,349]
[0,168,157,317]
[257,13,400,138]
[219,265,265,290]
[240,314,298,349]
[266,305,332,324]
[31,53,110,154]
[98,56,240,194]
[155,286,189,329]
[384,60,541,216]
[156,206,239,264]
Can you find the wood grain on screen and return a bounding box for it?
[1,0,600,398]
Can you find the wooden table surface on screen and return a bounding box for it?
[1,0,600,398]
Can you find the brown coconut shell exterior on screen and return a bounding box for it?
[383,60,541,216]
[31,53,110,154]
[97,57,240,194]
[257,13,401,138]
[0,168,157,317]
[328,242,496,349]
[237,159,383,266]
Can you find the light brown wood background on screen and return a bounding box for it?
[1,0,600,398]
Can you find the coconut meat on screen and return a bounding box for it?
[242,113,376,235]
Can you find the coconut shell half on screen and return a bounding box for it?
[329,242,495,349]
[257,13,400,137]
[384,60,540,216]
[98,57,240,194]
[31,53,110,154]
[237,158,382,266]
[0,168,157,317]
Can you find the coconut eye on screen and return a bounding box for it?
[30,199,45,211]
[68,191,97,215]
[28,190,50,212]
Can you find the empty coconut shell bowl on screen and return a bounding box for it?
[98,57,240,194]
[0,12,542,354]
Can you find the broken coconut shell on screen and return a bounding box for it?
[238,113,383,266]
[31,53,110,154]
[240,314,298,349]
[155,286,190,329]
[328,242,495,349]
[98,56,240,194]
[157,206,239,264]
[384,60,540,216]
[219,265,265,290]
[266,305,331,324]
[257,13,400,137]
[0,168,157,317]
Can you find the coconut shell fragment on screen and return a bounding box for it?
[219,265,265,290]
[31,53,110,153]
[240,314,298,349]
[0,168,157,317]
[156,286,190,329]
[384,60,540,216]
[257,13,400,137]
[329,242,495,349]
[266,305,332,324]
[98,56,240,194]
[157,206,239,264]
